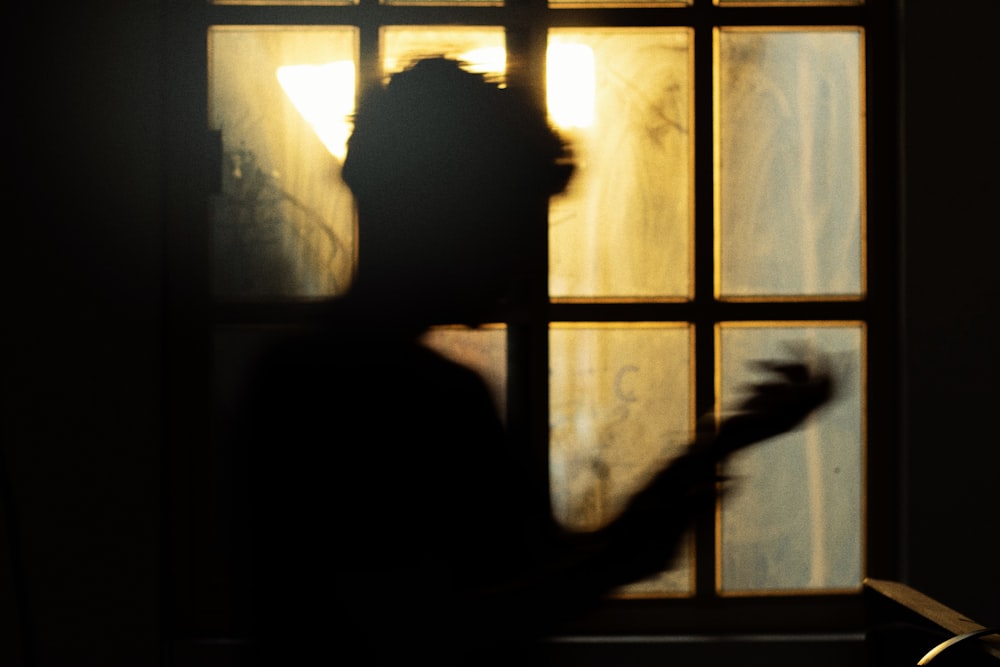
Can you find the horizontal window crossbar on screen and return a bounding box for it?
[213,298,871,327]
[203,4,868,28]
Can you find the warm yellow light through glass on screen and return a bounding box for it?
[382,29,595,131]
[550,323,694,595]
[208,27,357,299]
[382,27,506,81]
[456,46,507,77]
[546,43,596,129]
[421,325,507,417]
[268,39,597,169]
[448,42,597,130]
[547,28,692,299]
[276,61,356,160]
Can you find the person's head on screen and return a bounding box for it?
[341,57,573,322]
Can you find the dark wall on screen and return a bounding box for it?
[900,0,1000,628]
[5,2,165,665]
[2,1,997,665]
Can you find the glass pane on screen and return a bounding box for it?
[382,27,506,80]
[718,323,864,593]
[421,326,507,417]
[550,324,693,594]
[717,30,863,298]
[209,28,358,298]
[717,1,862,5]
[213,0,354,5]
[552,0,690,7]
[385,0,501,6]
[548,30,692,299]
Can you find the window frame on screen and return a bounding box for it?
[162,0,901,644]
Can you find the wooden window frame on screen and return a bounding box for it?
[162,0,901,645]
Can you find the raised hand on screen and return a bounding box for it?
[580,354,834,589]
[712,357,834,458]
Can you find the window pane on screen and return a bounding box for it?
[385,0,501,5]
[549,30,692,299]
[551,0,690,7]
[715,0,865,7]
[209,27,358,298]
[212,0,354,5]
[382,27,506,79]
[717,30,863,298]
[717,1,862,5]
[421,326,507,417]
[550,324,693,594]
[717,323,864,593]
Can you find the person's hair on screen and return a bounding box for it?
[342,57,574,206]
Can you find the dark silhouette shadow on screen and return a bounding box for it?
[238,57,832,665]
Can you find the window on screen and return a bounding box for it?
[163,0,899,643]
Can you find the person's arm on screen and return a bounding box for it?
[591,358,833,586]
[476,358,834,635]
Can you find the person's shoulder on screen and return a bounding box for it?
[254,324,394,365]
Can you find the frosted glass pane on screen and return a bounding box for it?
[548,30,692,299]
[213,0,353,5]
[718,324,863,593]
[550,325,693,594]
[382,28,506,79]
[718,30,863,297]
[385,0,501,5]
[209,28,358,298]
[551,0,690,5]
[421,326,507,417]
[718,0,862,4]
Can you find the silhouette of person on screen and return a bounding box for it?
[240,57,831,665]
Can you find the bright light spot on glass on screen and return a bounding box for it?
[276,61,356,160]
[453,42,594,129]
[275,43,593,159]
[546,43,596,129]
[457,46,507,77]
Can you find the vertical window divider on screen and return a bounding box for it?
[357,0,383,93]
[503,6,556,517]
[693,0,720,600]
